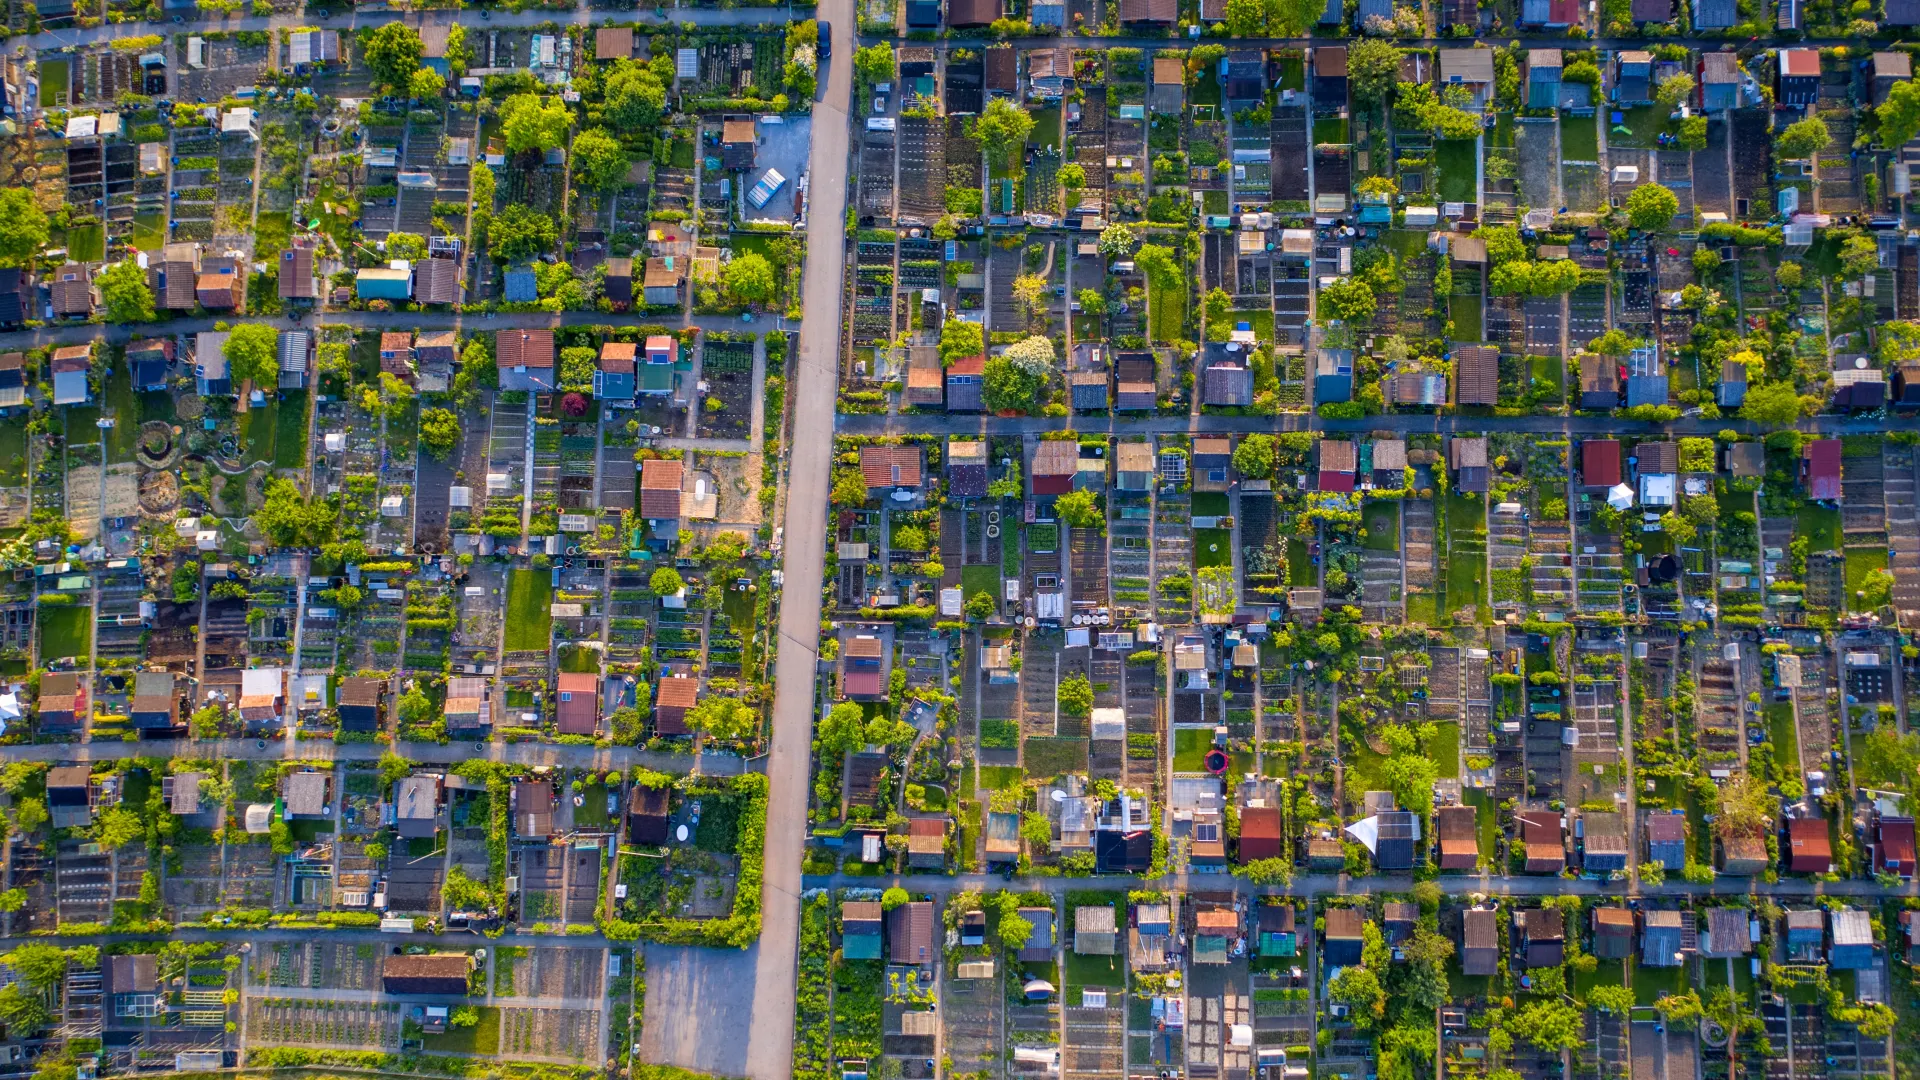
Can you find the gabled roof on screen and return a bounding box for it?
[497,329,555,369]
[1452,346,1499,405]
[1583,440,1622,487]
[1637,439,1680,474]
[860,445,924,488]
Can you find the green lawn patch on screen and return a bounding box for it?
[1844,547,1889,611]
[503,570,553,652]
[1064,949,1124,992]
[1363,501,1399,551]
[1191,492,1230,517]
[1428,720,1460,779]
[978,765,1023,791]
[1608,105,1668,149]
[1030,105,1061,150]
[1233,308,1274,343]
[1795,504,1841,552]
[1194,529,1233,569]
[1435,139,1477,203]
[1449,292,1484,343]
[1574,959,1628,1003]
[1173,727,1212,773]
[1341,721,1390,803]
[1287,539,1313,585]
[1632,961,1687,1004]
[38,604,92,663]
[1462,786,1498,860]
[1560,113,1599,160]
[240,395,279,465]
[255,212,293,262]
[1023,736,1088,778]
[273,392,310,470]
[130,210,167,253]
[1313,115,1349,145]
[961,563,998,602]
[1275,55,1305,92]
[1766,702,1799,769]
[1149,278,1186,344]
[103,368,140,462]
[64,224,105,264]
[1529,356,1565,403]
[1406,591,1437,627]
[0,414,23,486]
[1384,229,1430,258]
[420,1005,500,1053]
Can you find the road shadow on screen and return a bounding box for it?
[639,942,760,1076]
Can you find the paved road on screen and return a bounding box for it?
[802,871,1920,899]
[835,411,1919,437]
[26,4,794,51]
[5,737,746,773]
[741,9,852,1080]
[0,309,771,351]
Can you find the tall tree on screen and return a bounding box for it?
[361,23,425,93]
[0,190,49,268]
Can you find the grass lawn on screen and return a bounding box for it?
[1191,492,1230,517]
[129,211,166,253]
[1384,229,1430,258]
[1844,547,1889,610]
[1574,960,1628,1003]
[1313,115,1349,145]
[1363,502,1400,551]
[1275,55,1305,92]
[421,1005,500,1053]
[1149,279,1186,344]
[1449,293,1484,343]
[274,392,311,470]
[1407,592,1437,625]
[503,570,553,652]
[1172,727,1213,773]
[64,224,105,264]
[1341,721,1390,802]
[1064,949,1124,992]
[240,395,280,465]
[1287,539,1313,586]
[1233,308,1274,343]
[978,765,1023,791]
[1435,139,1477,203]
[1610,104,1668,149]
[961,563,998,601]
[1561,113,1599,160]
[1194,528,1233,568]
[1766,702,1798,769]
[0,407,26,486]
[1030,105,1062,150]
[38,604,92,663]
[1461,787,1499,860]
[1023,736,1088,778]
[104,368,140,462]
[1529,356,1565,403]
[1796,504,1841,552]
[1632,961,1688,1004]
[1203,189,1229,214]
[255,212,293,262]
[1428,720,1460,779]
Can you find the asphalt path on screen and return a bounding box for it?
[740,7,853,1078]
[0,736,747,772]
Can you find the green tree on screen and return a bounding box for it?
[2,944,73,991]
[684,697,758,742]
[940,318,985,363]
[1510,1000,1586,1051]
[97,260,156,322]
[1057,162,1086,195]
[1777,262,1804,290]
[409,66,446,101]
[852,42,895,86]
[397,686,433,728]
[1878,79,1920,150]
[1776,116,1831,160]
[0,190,50,268]
[1625,183,1680,231]
[222,323,281,390]
[975,97,1035,170]
[1589,984,1635,1014]
[450,1005,481,1028]
[1224,0,1268,35]
[420,407,460,461]
[604,61,667,130]
[1053,488,1104,528]
[1675,114,1709,151]
[1839,234,1880,279]
[1319,278,1376,323]
[569,127,629,190]
[649,567,685,596]
[880,886,911,910]
[488,203,559,262]
[361,23,425,93]
[0,983,48,1033]
[1655,71,1694,109]
[1740,380,1806,425]
[817,701,869,757]
[96,807,144,848]
[1693,246,1723,276]
[1098,223,1136,258]
[1058,674,1093,717]
[725,252,777,304]
[982,356,1044,413]
[1233,433,1277,479]
[1473,224,1527,266]
[0,889,24,913]
[1347,39,1401,103]
[1328,965,1386,1028]
[500,93,572,154]
[378,751,413,787]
